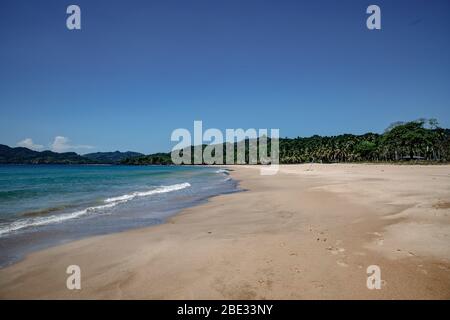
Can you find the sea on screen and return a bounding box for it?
[0,164,238,267]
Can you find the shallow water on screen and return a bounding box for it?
[0,165,237,267]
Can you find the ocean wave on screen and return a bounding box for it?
[0,201,123,236]
[0,182,191,236]
[104,182,191,203]
[215,169,230,175]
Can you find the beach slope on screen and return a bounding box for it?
[0,164,449,299]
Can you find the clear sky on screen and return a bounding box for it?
[0,0,449,154]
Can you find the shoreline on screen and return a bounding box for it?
[0,164,449,299]
[0,166,239,268]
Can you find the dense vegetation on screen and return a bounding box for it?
[0,144,92,164]
[83,151,143,164]
[123,119,450,165]
[2,119,449,165]
[279,119,449,163]
[0,147,142,164]
[121,153,173,165]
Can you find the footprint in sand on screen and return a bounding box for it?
[437,264,450,271]
[311,281,324,289]
[376,238,384,246]
[336,260,348,267]
[291,267,302,274]
[326,246,345,255]
[417,268,428,275]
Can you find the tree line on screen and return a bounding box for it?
[122,119,450,165]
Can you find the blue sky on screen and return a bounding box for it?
[0,0,449,154]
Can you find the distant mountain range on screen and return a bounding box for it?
[0,144,144,164]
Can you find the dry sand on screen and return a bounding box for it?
[0,164,449,299]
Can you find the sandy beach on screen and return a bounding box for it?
[0,164,449,299]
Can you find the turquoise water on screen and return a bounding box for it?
[0,165,237,266]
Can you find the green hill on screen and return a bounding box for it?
[0,146,143,165]
[83,151,144,164]
[0,145,93,164]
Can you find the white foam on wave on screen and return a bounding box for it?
[0,182,191,237]
[0,201,124,236]
[104,182,191,203]
[215,169,229,175]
